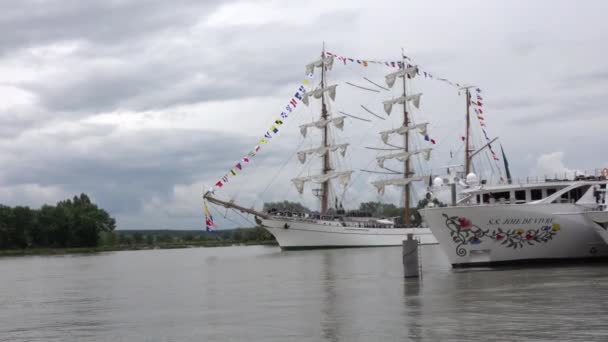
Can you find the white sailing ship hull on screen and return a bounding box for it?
[421,203,608,267]
[260,218,437,249]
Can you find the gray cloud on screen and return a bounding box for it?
[508,93,607,126]
[491,97,540,111]
[0,0,227,55]
[0,125,252,216]
[1,0,608,229]
[556,69,608,89]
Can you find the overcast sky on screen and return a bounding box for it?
[1,0,607,229]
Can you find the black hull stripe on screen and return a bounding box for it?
[282,245,399,251]
[452,255,608,268]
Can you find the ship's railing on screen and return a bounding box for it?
[267,211,398,228]
[480,169,606,187]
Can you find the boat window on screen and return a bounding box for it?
[491,191,510,203]
[482,193,490,203]
[547,188,557,196]
[531,189,542,200]
[555,185,591,203]
[476,194,480,204]
[515,190,526,202]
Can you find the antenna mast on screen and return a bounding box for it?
[401,51,411,225]
[464,87,472,175]
[320,43,330,214]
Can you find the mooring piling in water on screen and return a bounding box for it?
[403,233,420,278]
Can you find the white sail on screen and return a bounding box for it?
[385,65,419,88]
[371,176,425,195]
[302,84,338,106]
[305,55,334,75]
[376,148,432,168]
[292,170,353,194]
[383,93,422,115]
[299,116,346,138]
[380,122,428,144]
[297,143,349,164]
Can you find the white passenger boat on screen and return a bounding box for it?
[420,173,608,267]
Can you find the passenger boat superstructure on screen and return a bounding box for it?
[420,173,608,267]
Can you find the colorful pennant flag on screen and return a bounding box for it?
[424,134,437,145]
[204,201,215,231]
[326,51,465,91]
[211,73,313,192]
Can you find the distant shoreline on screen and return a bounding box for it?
[0,240,279,257]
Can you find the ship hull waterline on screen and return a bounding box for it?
[420,203,608,268]
[260,218,437,250]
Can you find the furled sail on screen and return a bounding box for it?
[302,84,338,106]
[305,55,334,75]
[383,93,422,115]
[371,176,425,195]
[292,170,353,194]
[380,122,428,144]
[376,148,432,168]
[297,143,349,164]
[299,116,346,138]
[385,65,419,88]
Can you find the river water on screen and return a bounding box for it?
[1,245,607,341]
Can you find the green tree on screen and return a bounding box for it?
[133,232,144,244]
[263,201,310,213]
[359,202,397,216]
[157,234,172,243]
[231,229,243,242]
[0,205,15,248]
[0,194,115,250]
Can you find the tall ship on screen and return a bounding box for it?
[204,46,445,249]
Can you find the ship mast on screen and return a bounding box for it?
[320,44,330,214]
[371,55,428,221]
[464,87,472,175]
[401,53,411,225]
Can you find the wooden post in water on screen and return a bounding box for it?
[403,233,420,278]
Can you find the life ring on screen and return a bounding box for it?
[602,168,608,178]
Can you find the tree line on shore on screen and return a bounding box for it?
[0,194,116,249]
[0,193,275,251]
[106,227,275,248]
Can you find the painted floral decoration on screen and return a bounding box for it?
[443,214,559,257]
